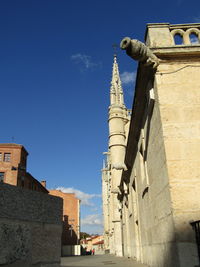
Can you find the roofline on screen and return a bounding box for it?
[26,172,49,193]
[0,143,29,155]
[48,189,80,200]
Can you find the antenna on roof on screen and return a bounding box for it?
[11,136,15,143]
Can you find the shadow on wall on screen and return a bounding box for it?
[137,86,199,267]
[148,222,199,267]
[62,215,78,246]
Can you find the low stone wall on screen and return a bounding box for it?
[0,183,63,267]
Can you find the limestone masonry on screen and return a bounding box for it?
[102,22,200,267]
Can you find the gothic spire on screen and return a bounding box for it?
[110,55,125,106]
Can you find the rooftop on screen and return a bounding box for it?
[0,143,28,154]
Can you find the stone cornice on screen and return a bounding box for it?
[109,132,126,138]
[152,46,200,60]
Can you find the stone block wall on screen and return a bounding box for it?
[124,63,200,266]
[123,84,178,266]
[156,61,200,267]
[118,22,200,267]
[136,81,179,267]
[0,183,63,267]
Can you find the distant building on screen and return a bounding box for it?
[49,190,80,246]
[91,235,104,254]
[0,143,48,193]
[92,240,104,253]
[80,235,104,254]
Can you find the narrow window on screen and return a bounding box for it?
[174,34,183,45]
[0,172,4,182]
[139,149,145,183]
[190,33,199,44]
[0,153,2,161]
[4,153,11,162]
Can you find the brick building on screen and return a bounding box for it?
[0,143,48,193]
[49,190,80,246]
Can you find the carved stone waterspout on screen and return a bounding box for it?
[120,37,159,69]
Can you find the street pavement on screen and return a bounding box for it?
[61,254,149,267]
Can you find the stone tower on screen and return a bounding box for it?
[102,55,130,256]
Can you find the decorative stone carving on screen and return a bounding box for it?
[111,188,120,194]
[112,163,127,171]
[120,37,159,68]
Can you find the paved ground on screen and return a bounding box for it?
[61,254,149,267]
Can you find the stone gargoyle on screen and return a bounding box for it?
[120,37,159,69]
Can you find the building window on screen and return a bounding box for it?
[174,33,183,45]
[4,153,11,162]
[190,33,199,44]
[0,172,4,182]
[0,153,2,161]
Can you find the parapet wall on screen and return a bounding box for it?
[0,183,63,267]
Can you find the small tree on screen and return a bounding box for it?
[80,232,91,239]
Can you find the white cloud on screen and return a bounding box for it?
[81,214,103,226]
[81,214,104,234]
[120,71,136,85]
[56,186,101,207]
[71,53,101,70]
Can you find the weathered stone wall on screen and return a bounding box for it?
[122,63,199,267]
[0,183,63,267]
[119,22,200,267]
[156,60,200,267]
[135,79,179,267]
[121,77,178,266]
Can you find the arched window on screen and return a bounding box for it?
[174,33,183,45]
[189,33,199,44]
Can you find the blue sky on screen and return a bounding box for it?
[1,0,199,234]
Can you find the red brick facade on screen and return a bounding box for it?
[0,143,48,193]
[49,190,80,245]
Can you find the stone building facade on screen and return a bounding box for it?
[0,143,48,193]
[102,23,200,267]
[49,190,80,246]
